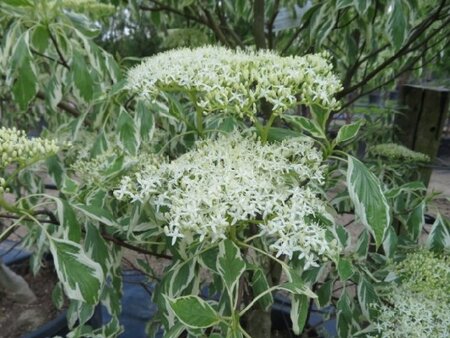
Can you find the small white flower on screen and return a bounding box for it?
[127,46,342,119]
[115,133,339,263]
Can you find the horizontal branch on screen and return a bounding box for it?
[36,90,81,118]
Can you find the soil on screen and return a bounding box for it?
[0,261,60,338]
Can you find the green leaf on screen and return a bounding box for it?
[32,25,49,53]
[309,104,330,130]
[168,260,197,297]
[164,322,185,338]
[199,246,220,273]
[355,229,369,259]
[284,115,325,139]
[49,237,104,304]
[335,120,363,145]
[266,126,302,141]
[357,277,379,320]
[117,108,140,155]
[66,11,101,38]
[426,214,450,252]
[11,33,29,71]
[57,199,81,242]
[406,202,424,240]
[52,282,64,309]
[354,0,370,15]
[338,258,354,281]
[73,203,116,226]
[90,132,108,157]
[387,0,408,49]
[46,75,62,110]
[347,156,390,248]
[217,239,246,292]
[337,291,352,338]
[13,61,38,110]
[336,0,353,10]
[168,296,220,329]
[84,223,110,274]
[250,268,273,311]
[71,50,93,102]
[136,101,154,141]
[317,279,333,307]
[290,294,308,335]
[335,225,349,247]
[382,226,397,259]
[2,0,32,6]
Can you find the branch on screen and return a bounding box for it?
[101,232,173,260]
[216,4,244,48]
[253,0,267,49]
[336,1,448,99]
[338,37,449,111]
[139,1,206,25]
[36,90,81,118]
[48,29,70,70]
[201,7,232,46]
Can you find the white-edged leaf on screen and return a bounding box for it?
[168,295,220,329]
[290,294,309,335]
[71,50,93,103]
[136,100,155,141]
[49,237,104,304]
[335,120,363,145]
[382,226,397,258]
[426,214,450,252]
[406,202,425,240]
[13,61,38,110]
[337,257,354,281]
[217,239,246,292]
[347,155,390,248]
[284,115,325,139]
[73,203,116,226]
[46,74,62,110]
[386,0,408,49]
[117,107,140,155]
[250,268,273,311]
[357,277,379,320]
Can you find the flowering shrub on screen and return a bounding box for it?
[0,3,449,336]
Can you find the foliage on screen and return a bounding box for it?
[0,1,449,338]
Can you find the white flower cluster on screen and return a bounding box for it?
[114,133,339,265]
[370,143,430,163]
[371,251,450,338]
[0,127,59,168]
[127,46,342,119]
[372,288,450,338]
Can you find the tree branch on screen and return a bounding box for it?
[253,0,267,49]
[101,232,172,260]
[36,90,81,118]
[336,1,448,100]
[267,0,280,49]
[48,29,70,70]
[140,1,206,25]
